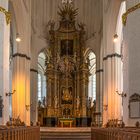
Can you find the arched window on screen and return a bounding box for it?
[88,51,96,105]
[38,52,46,102]
[38,74,42,101]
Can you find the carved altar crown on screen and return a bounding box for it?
[58,2,78,22]
[58,2,78,31]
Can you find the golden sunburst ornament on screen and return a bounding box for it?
[58,1,78,22]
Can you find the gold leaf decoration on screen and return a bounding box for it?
[0,6,11,25]
[122,3,140,26]
[58,3,78,21]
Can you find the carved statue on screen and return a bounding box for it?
[78,22,85,31]
[93,100,96,112]
[58,57,75,75]
[54,95,58,108]
[42,96,46,107]
[45,20,55,44]
[76,96,80,109]
[88,97,92,108]
[48,20,55,31]
[38,100,42,108]
[6,116,25,126]
[62,88,72,101]
[78,22,86,45]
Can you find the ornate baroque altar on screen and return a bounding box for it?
[38,2,91,127]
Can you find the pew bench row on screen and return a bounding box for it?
[91,127,140,140]
[0,126,40,140]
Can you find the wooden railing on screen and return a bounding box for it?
[91,127,140,140]
[0,126,40,140]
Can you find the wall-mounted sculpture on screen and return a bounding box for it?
[129,93,140,118]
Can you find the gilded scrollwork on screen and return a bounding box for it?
[0,6,11,25]
[122,3,140,26]
[58,2,78,22]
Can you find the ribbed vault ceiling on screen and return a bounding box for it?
[31,0,102,42]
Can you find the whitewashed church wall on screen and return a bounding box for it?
[0,0,10,124]
[123,1,140,126]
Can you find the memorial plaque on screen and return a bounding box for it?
[129,93,140,118]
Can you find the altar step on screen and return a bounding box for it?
[40,127,91,140]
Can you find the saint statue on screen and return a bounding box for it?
[76,96,80,109]
[88,97,92,108]
[54,95,58,108]
[42,96,46,107]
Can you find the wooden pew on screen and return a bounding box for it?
[91,127,140,140]
[0,126,40,140]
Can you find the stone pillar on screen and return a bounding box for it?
[54,74,57,104]
[30,68,38,124]
[95,53,103,126]
[54,73,58,116]
[76,73,80,98]
[0,0,10,124]
[103,55,122,125]
[46,61,57,117]
[75,72,80,116]
[102,0,122,126]
[57,76,60,109]
[123,1,140,126]
[80,64,89,117]
[46,76,52,116]
[103,59,108,125]
[12,55,30,125]
[11,0,31,125]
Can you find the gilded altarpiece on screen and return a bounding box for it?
[42,3,91,127]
